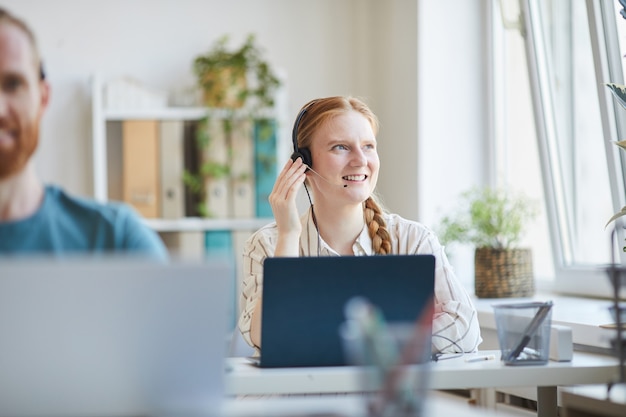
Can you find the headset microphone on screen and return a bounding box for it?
[306,165,348,188]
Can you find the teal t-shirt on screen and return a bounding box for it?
[0,185,167,259]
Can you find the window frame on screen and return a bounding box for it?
[521,0,626,297]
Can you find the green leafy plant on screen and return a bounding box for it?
[438,187,539,250]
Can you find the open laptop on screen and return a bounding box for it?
[0,256,232,417]
[256,254,435,368]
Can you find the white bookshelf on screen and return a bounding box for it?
[90,73,288,233]
[104,107,209,121]
[144,217,273,232]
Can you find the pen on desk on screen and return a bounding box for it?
[465,354,496,363]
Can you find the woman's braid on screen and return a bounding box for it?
[364,197,391,254]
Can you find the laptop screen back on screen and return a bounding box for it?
[0,257,231,417]
[259,254,435,368]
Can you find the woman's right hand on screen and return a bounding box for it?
[268,157,307,247]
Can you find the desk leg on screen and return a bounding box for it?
[536,386,557,417]
[470,388,497,409]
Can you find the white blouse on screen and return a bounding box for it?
[237,207,482,354]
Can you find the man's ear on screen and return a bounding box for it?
[40,80,50,108]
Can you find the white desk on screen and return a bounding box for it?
[225,350,620,417]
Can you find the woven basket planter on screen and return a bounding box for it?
[201,66,247,108]
[474,247,534,298]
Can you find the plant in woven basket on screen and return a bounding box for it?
[438,187,539,298]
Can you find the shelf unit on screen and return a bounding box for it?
[90,73,288,233]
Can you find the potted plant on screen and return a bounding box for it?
[438,186,539,298]
[184,34,281,218]
[193,33,281,111]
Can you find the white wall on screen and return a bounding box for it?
[361,1,419,221]
[417,0,488,225]
[7,0,368,195]
[417,0,488,284]
[7,0,487,265]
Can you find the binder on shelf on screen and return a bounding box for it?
[159,120,185,219]
[254,118,278,218]
[202,117,235,259]
[205,229,233,258]
[202,117,231,219]
[183,121,202,217]
[122,120,160,218]
[230,119,255,218]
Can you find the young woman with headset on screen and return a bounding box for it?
[238,96,481,354]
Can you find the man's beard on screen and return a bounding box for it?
[0,131,39,180]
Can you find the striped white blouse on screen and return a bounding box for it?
[237,207,482,354]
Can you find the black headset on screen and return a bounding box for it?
[291,103,321,255]
[290,105,313,167]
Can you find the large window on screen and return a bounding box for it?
[518,0,626,296]
[491,0,554,284]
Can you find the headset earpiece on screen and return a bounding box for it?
[290,149,312,167]
[291,105,313,168]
